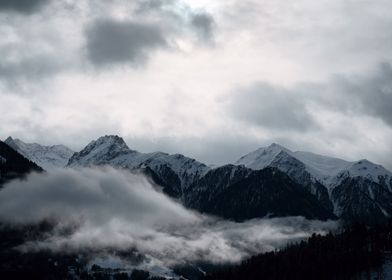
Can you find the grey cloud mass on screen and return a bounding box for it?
[85,19,167,66]
[83,0,217,67]
[0,55,63,84]
[0,0,49,14]
[228,83,316,132]
[191,12,215,41]
[330,63,392,127]
[228,62,392,131]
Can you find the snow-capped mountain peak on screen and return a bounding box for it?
[4,136,74,170]
[67,135,134,167]
[235,143,292,170]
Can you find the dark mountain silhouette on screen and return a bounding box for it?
[0,140,43,187]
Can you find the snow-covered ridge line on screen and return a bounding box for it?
[67,135,210,189]
[6,134,391,189]
[235,143,392,189]
[4,134,392,224]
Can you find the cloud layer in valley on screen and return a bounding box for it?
[0,168,338,271]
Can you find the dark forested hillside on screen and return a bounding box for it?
[185,167,335,221]
[0,140,43,187]
[203,220,392,280]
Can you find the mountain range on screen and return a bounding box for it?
[2,135,392,225]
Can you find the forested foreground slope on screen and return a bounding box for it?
[203,221,392,280]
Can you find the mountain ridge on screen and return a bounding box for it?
[4,137,74,170]
[5,134,392,225]
[67,135,210,198]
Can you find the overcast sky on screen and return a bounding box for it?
[0,0,391,169]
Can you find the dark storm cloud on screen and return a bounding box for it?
[85,19,167,67]
[83,1,217,68]
[191,12,215,41]
[0,0,49,14]
[228,83,316,132]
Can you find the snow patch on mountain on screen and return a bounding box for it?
[4,137,74,170]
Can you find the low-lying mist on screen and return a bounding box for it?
[0,167,338,273]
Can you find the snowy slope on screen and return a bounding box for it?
[292,151,352,185]
[67,135,210,189]
[4,137,74,170]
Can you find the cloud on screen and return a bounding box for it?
[0,168,337,271]
[0,0,49,14]
[85,19,168,67]
[327,63,392,127]
[227,83,316,132]
[191,12,215,41]
[83,1,216,67]
[0,55,64,88]
[0,167,193,226]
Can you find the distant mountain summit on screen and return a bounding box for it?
[4,137,74,170]
[67,135,132,167]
